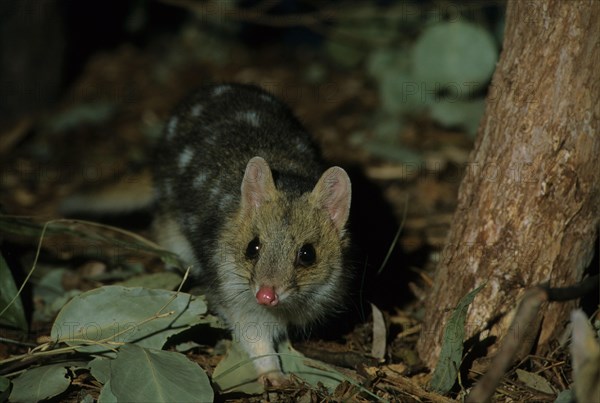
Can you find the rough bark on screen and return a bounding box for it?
[417,0,600,368]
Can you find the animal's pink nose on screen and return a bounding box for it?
[256,286,279,306]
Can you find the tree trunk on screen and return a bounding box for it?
[417,0,600,368]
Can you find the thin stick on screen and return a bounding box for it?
[377,194,408,275]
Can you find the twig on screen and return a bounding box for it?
[466,275,599,403]
[0,337,36,348]
[0,219,55,319]
[466,287,547,403]
[377,194,408,275]
[379,369,455,403]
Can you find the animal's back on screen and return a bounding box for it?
[62,82,352,385]
[153,83,324,275]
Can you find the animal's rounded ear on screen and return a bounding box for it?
[310,167,351,232]
[241,156,276,209]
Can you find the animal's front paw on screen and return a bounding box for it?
[258,371,291,388]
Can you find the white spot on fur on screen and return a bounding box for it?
[153,213,199,273]
[220,194,234,209]
[193,172,208,188]
[183,213,201,230]
[237,111,260,127]
[295,141,308,152]
[190,104,203,117]
[166,116,178,140]
[209,185,220,200]
[178,147,194,171]
[164,179,173,197]
[204,134,217,146]
[213,85,231,96]
[260,93,273,102]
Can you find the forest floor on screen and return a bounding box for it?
[0,25,575,402]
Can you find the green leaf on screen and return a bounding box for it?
[0,216,183,270]
[9,364,71,402]
[325,39,365,69]
[414,21,497,95]
[45,101,116,132]
[554,389,574,403]
[51,286,210,353]
[98,380,118,403]
[367,48,411,79]
[212,341,264,394]
[34,268,66,303]
[33,268,81,323]
[364,141,424,165]
[373,118,404,143]
[115,272,182,290]
[0,254,27,331]
[175,341,202,353]
[81,392,96,403]
[516,369,555,394]
[0,376,11,401]
[0,375,10,390]
[279,341,344,390]
[89,357,111,384]
[109,344,213,402]
[429,98,486,137]
[429,283,485,393]
[325,6,398,69]
[379,71,434,114]
[213,339,343,394]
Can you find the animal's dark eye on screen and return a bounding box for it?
[245,237,260,259]
[297,244,316,267]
